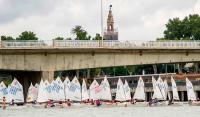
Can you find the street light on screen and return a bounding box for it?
[101,0,104,45]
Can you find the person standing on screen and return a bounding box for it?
[3,97,6,110]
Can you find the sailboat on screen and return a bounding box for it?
[26,83,35,103]
[33,80,49,108]
[133,77,147,106]
[7,79,24,103]
[157,77,166,100]
[163,79,170,101]
[115,78,126,102]
[151,77,166,106]
[69,76,81,101]
[133,77,145,101]
[6,79,27,109]
[124,80,131,101]
[64,77,71,100]
[170,76,182,106]
[186,78,200,106]
[51,77,65,101]
[36,80,49,103]
[171,77,180,100]
[89,79,101,100]
[0,81,8,103]
[81,79,89,101]
[33,83,39,101]
[99,76,112,101]
[115,78,129,107]
[26,83,39,107]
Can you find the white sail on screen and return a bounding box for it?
[133,77,145,101]
[33,84,38,101]
[51,77,65,101]
[0,81,8,103]
[115,78,126,101]
[63,77,71,100]
[171,76,179,100]
[37,80,49,103]
[26,83,34,102]
[89,80,101,100]
[163,79,170,100]
[186,78,196,101]
[81,79,89,101]
[45,80,53,100]
[99,76,112,101]
[124,80,131,101]
[69,76,81,101]
[152,77,164,100]
[157,77,166,100]
[7,79,24,103]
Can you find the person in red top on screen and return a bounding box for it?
[95,99,101,107]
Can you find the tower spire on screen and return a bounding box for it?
[107,4,114,32]
[103,5,118,40]
[109,4,112,10]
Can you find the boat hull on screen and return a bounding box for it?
[189,102,200,106]
[131,102,148,107]
[149,101,168,107]
[6,105,27,110]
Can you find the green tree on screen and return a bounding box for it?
[16,31,38,40]
[93,33,102,40]
[164,18,183,39]
[54,37,64,40]
[1,36,14,41]
[66,37,72,40]
[71,25,91,40]
[161,14,200,40]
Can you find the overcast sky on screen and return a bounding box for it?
[0,0,200,41]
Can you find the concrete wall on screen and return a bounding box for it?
[0,48,200,71]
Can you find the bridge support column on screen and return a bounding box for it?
[150,92,153,99]
[195,91,198,99]
[76,70,80,78]
[153,65,157,74]
[87,69,90,78]
[41,71,54,82]
[194,63,199,73]
[181,91,184,101]
[145,92,148,101]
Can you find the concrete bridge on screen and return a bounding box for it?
[1,40,200,81]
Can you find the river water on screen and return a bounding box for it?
[1,105,200,117]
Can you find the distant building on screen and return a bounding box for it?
[104,5,118,40]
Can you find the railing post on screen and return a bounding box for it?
[52,39,55,47]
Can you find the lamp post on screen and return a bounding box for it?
[101,0,104,46]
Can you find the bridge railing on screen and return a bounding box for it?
[1,40,200,49]
[0,40,53,48]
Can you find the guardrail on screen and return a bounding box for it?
[1,40,200,49]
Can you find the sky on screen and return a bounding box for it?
[0,0,200,41]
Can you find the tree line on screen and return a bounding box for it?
[157,14,200,41]
[0,25,102,41]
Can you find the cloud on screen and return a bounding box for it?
[0,0,198,41]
